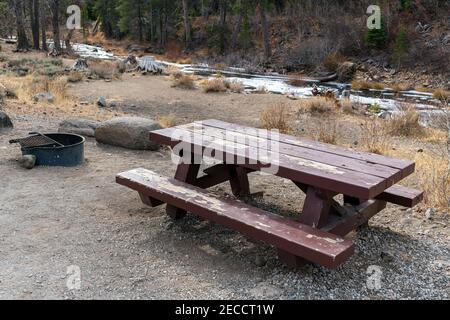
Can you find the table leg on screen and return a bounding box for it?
[278,182,334,269]
[228,165,251,197]
[344,196,369,228]
[166,163,201,220]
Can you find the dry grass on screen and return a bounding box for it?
[351,80,385,90]
[315,120,338,144]
[339,99,361,115]
[88,60,120,80]
[360,117,391,155]
[323,52,346,72]
[260,103,291,133]
[253,86,268,94]
[157,114,179,128]
[387,106,424,137]
[433,89,450,102]
[202,78,228,93]
[171,72,196,90]
[390,82,413,93]
[298,97,337,115]
[67,71,84,83]
[227,80,245,93]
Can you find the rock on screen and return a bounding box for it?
[336,61,356,83]
[34,92,54,103]
[72,58,88,71]
[0,111,13,129]
[97,96,107,108]
[425,208,434,220]
[255,255,267,267]
[58,118,100,137]
[341,90,351,98]
[95,117,162,150]
[19,155,36,169]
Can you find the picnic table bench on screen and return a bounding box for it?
[116,119,423,269]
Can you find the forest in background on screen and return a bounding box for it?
[1,0,449,75]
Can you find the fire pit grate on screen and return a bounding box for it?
[9,132,64,148]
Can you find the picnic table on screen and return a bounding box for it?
[116,119,423,269]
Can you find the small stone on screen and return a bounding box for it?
[34,92,54,103]
[18,155,36,169]
[425,208,434,220]
[255,255,266,267]
[97,96,107,108]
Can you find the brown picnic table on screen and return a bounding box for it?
[116,119,423,269]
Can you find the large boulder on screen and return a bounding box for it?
[59,118,100,137]
[0,111,13,129]
[336,62,357,83]
[95,117,162,150]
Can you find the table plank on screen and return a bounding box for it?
[201,119,415,177]
[150,127,391,199]
[180,122,402,182]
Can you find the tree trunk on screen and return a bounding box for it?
[137,0,143,42]
[12,0,29,51]
[30,0,40,49]
[218,0,227,53]
[259,2,271,62]
[231,0,243,50]
[182,0,192,49]
[50,0,61,54]
[41,1,47,51]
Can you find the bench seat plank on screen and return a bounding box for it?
[376,185,424,207]
[116,168,355,269]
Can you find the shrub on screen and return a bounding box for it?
[260,103,291,133]
[171,72,196,90]
[227,80,245,93]
[315,120,338,144]
[202,78,228,93]
[392,26,409,64]
[67,71,84,83]
[298,97,337,115]
[364,24,387,49]
[387,106,424,137]
[324,52,346,72]
[433,89,450,103]
[158,114,178,128]
[351,80,385,90]
[361,118,391,155]
[89,61,117,79]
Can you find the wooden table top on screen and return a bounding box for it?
[150,119,415,199]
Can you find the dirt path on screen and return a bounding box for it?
[0,114,449,299]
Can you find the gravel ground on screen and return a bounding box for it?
[0,115,449,300]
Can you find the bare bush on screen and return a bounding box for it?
[298,97,337,115]
[361,117,391,155]
[387,106,424,137]
[315,120,338,144]
[260,103,291,133]
[202,78,228,93]
[171,72,196,90]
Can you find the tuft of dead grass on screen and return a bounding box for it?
[387,106,424,137]
[157,114,179,128]
[171,72,196,89]
[315,120,338,144]
[361,117,391,155]
[67,71,84,83]
[260,103,291,133]
[298,97,337,115]
[88,60,120,80]
[433,89,450,102]
[227,80,245,93]
[202,78,228,93]
[352,80,385,90]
